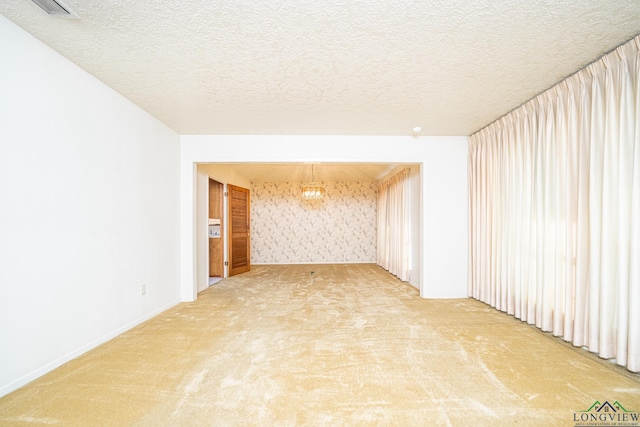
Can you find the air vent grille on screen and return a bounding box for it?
[30,0,78,18]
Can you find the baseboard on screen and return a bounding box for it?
[0,301,178,398]
[251,261,377,265]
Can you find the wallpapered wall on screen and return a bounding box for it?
[251,182,377,264]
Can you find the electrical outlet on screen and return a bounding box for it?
[141,284,146,296]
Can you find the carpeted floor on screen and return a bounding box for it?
[1,264,639,426]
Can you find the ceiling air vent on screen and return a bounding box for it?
[30,0,79,18]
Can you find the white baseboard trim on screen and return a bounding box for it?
[0,301,178,398]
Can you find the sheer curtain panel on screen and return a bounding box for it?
[377,169,411,282]
[468,35,640,372]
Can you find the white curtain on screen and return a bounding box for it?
[377,168,411,282]
[468,35,640,372]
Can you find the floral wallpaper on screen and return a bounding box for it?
[251,182,377,264]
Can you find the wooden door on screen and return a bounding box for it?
[209,179,224,277]
[228,184,250,276]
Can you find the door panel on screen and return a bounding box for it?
[228,184,250,276]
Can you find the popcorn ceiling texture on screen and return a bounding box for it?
[251,182,377,264]
[1,1,640,135]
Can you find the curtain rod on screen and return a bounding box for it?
[470,31,640,137]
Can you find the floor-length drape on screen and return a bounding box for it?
[468,35,640,372]
[377,169,410,282]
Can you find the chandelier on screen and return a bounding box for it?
[301,164,325,200]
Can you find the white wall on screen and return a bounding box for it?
[0,16,181,397]
[196,170,210,293]
[180,135,468,301]
[420,140,469,298]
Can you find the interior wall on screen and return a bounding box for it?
[0,16,181,397]
[421,139,469,298]
[251,181,377,264]
[180,135,468,301]
[196,170,210,293]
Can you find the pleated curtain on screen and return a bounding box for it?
[377,168,410,282]
[468,35,640,372]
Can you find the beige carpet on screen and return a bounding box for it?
[1,264,639,426]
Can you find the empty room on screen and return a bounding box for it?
[1,1,640,425]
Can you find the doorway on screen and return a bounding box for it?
[209,179,224,283]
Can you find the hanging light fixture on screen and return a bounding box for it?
[301,164,325,200]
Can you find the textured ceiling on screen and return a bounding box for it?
[213,163,404,183]
[2,1,640,135]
